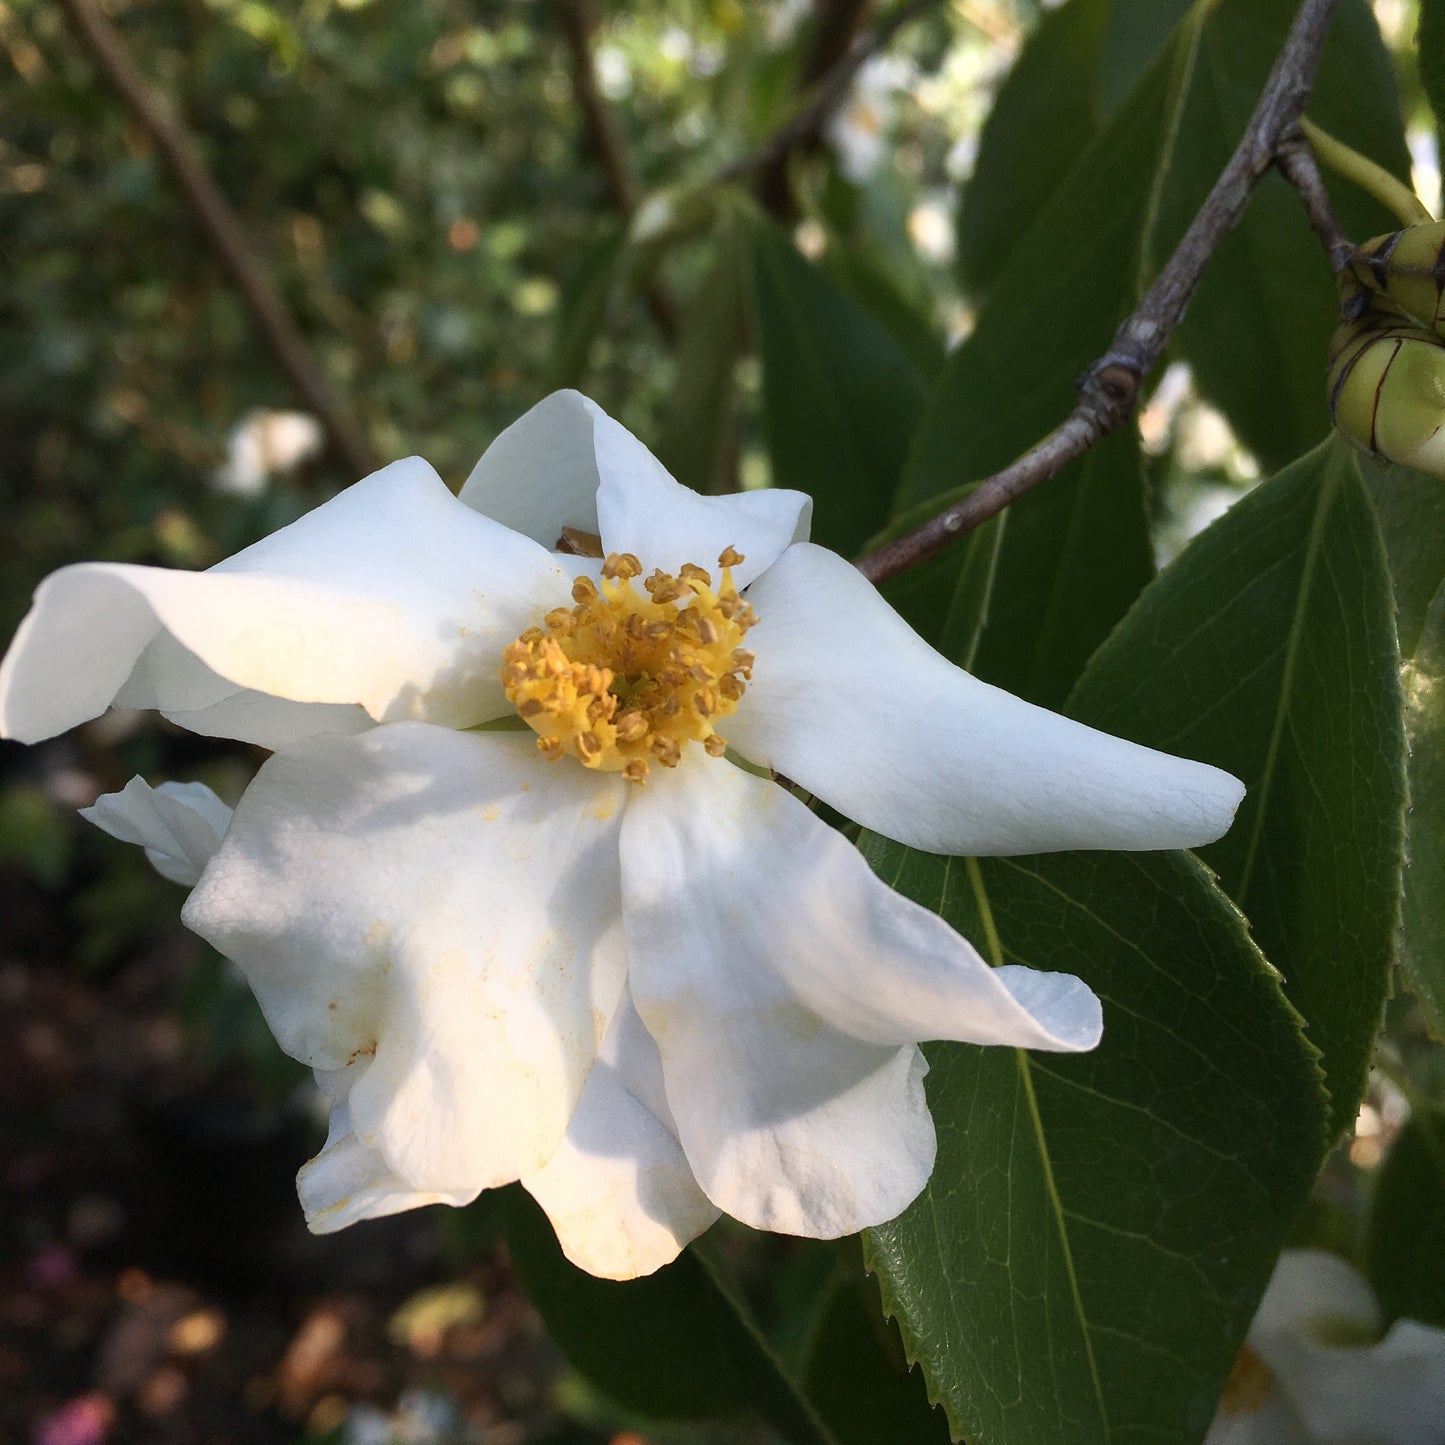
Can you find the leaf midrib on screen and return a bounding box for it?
[965,856,1110,1438]
[1230,451,1340,911]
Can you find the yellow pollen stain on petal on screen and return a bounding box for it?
[501,547,757,784]
[1218,1343,1274,1416]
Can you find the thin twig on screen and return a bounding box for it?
[1275,126,1354,274]
[716,0,943,187]
[856,0,1341,585]
[56,0,377,480]
[556,0,681,340]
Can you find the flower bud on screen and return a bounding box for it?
[1329,321,1445,476]
[1345,219,1445,335]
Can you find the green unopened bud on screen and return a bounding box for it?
[1330,325,1445,476]
[1346,219,1445,335]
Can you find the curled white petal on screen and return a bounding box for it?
[80,776,232,886]
[623,754,950,1236]
[183,724,630,1197]
[459,390,609,546]
[731,543,1245,855]
[0,458,569,745]
[522,987,720,1280]
[462,390,813,588]
[298,1067,471,1233]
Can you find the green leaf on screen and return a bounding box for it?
[748,217,926,557]
[896,0,1407,695]
[1420,0,1445,136]
[803,1266,951,1445]
[502,1188,838,1443]
[954,0,1111,297]
[861,846,1326,1445]
[824,244,946,381]
[655,211,747,495]
[1366,1106,1445,1328]
[895,14,1194,693]
[1156,0,1411,472]
[1359,455,1445,1036]
[1097,0,1195,112]
[548,222,627,389]
[1068,438,1407,1138]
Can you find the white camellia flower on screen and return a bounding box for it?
[1208,1249,1445,1444]
[0,390,1244,1280]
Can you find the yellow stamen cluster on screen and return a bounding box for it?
[501,547,756,784]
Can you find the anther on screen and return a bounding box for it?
[718,546,745,568]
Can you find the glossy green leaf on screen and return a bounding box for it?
[1366,1106,1445,1329]
[655,211,747,495]
[861,846,1325,1445]
[954,0,1111,297]
[502,1188,838,1441]
[1359,455,1445,1036]
[1068,439,1407,1137]
[1156,0,1410,472]
[748,217,926,557]
[895,18,1190,695]
[1420,0,1445,136]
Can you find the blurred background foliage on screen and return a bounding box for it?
[1,0,1442,1442]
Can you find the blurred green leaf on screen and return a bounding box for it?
[898,13,1182,697]
[1359,455,1445,1037]
[802,1266,950,1445]
[862,845,1325,1445]
[748,217,926,557]
[503,1189,838,1443]
[0,783,73,890]
[1366,1105,1445,1329]
[954,0,1112,297]
[824,244,946,381]
[548,227,624,389]
[655,211,747,494]
[1068,438,1407,1138]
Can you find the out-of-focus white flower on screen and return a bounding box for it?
[826,55,913,184]
[908,197,956,265]
[213,409,324,498]
[0,390,1243,1280]
[1208,1249,1445,1444]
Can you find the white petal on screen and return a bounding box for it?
[522,987,720,1280]
[634,753,1100,1052]
[463,390,812,585]
[1246,1251,1445,1445]
[622,755,943,1237]
[80,776,232,886]
[458,390,606,545]
[1267,1318,1445,1444]
[298,1068,470,1233]
[1204,1384,1309,1445]
[1250,1249,1380,1342]
[183,724,630,1196]
[0,457,570,744]
[730,543,1245,855]
[114,645,373,749]
[591,408,811,590]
